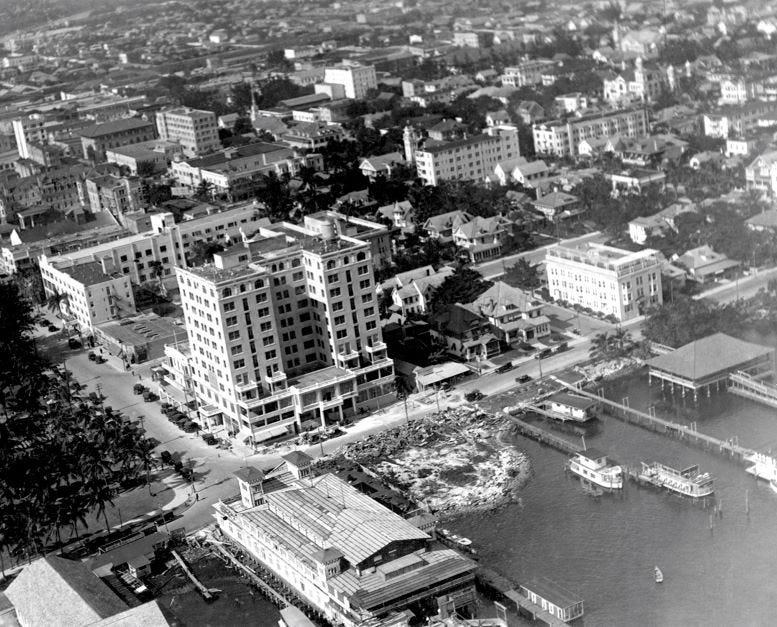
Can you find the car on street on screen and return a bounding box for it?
[494,361,515,374]
[515,374,533,384]
[68,338,81,349]
[534,348,552,359]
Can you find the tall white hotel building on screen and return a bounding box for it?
[175,214,394,443]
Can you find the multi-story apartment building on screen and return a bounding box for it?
[79,117,157,162]
[155,108,221,158]
[411,126,520,185]
[703,101,777,139]
[12,113,46,159]
[323,64,377,99]
[215,456,477,626]
[176,216,394,442]
[0,163,90,222]
[546,243,662,321]
[169,142,322,200]
[501,60,555,87]
[532,107,649,158]
[85,173,141,219]
[39,256,136,332]
[41,204,265,288]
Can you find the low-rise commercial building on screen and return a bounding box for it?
[79,117,156,162]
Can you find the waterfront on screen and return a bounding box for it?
[451,369,777,626]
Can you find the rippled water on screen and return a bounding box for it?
[450,369,777,626]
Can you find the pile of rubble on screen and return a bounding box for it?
[340,406,530,515]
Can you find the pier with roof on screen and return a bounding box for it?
[646,332,776,401]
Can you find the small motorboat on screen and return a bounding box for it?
[654,566,664,583]
[457,537,472,547]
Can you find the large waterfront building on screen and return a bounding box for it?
[215,454,477,626]
[532,108,648,158]
[176,215,394,442]
[546,243,662,321]
[411,126,520,186]
[156,107,221,158]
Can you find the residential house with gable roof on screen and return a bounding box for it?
[431,302,501,362]
[452,215,511,262]
[390,265,455,317]
[676,245,740,283]
[359,152,404,181]
[423,210,473,241]
[470,281,550,344]
[746,149,777,197]
[375,200,415,233]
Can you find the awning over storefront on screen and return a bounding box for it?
[254,424,291,442]
[414,362,471,390]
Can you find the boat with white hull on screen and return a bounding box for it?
[744,452,777,482]
[567,449,623,490]
[639,462,713,498]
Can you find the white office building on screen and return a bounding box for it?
[323,64,377,99]
[546,243,662,321]
[156,107,221,158]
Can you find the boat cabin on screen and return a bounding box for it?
[519,576,585,622]
[547,392,598,422]
[576,448,610,469]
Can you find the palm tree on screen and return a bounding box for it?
[45,291,68,315]
[588,331,612,362]
[393,375,413,425]
[610,326,633,358]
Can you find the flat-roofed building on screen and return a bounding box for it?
[533,107,648,158]
[215,458,477,625]
[79,117,156,162]
[546,242,662,321]
[39,256,136,333]
[176,217,393,441]
[413,127,519,185]
[501,60,555,87]
[323,63,377,99]
[156,107,220,158]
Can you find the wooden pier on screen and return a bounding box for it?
[728,371,777,409]
[171,550,216,601]
[506,413,583,455]
[207,540,290,607]
[561,384,757,464]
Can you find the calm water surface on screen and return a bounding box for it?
[450,362,777,627]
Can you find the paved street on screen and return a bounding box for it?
[474,231,607,280]
[695,266,777,305]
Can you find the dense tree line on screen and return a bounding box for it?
[643,296,747,348]
[0,283,153,565]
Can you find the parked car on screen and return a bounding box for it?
[495,361,515,374]
[133,383,146,394]
[464,390,485,402]
[143,391,158,402]
[94,355,106,364]
[201,433,217,445]
[515,374,533,384]
[534,348,552,359]
[88,352,97,362]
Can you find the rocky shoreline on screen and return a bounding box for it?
[339,406,531,516]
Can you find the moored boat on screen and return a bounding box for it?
[744,452,777,482]
[567,448,623,490]
[639,462,713,498]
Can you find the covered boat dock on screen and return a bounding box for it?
[647,333,775,401]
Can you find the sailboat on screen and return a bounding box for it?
[654,566,664,583]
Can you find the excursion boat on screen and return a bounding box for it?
[639,462,713,498]
[567,449,623,490]
[744,452,777,482]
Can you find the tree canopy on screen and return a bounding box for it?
[429,267,492,313]
[643,295,746,348]
[0,283,153,562]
